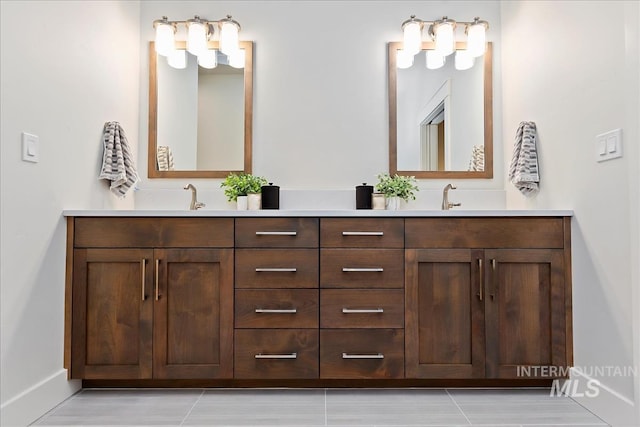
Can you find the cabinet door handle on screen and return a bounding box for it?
[141,259,147,301]
[342,353,384,359]
[342,308,384,314]
[255,231,297,236]
[154,259,160,301]
[255,268,297,272]
[255,308,298,314]
[342,268,384,272]
[255,353,297,359]
[490,259,496,300]
[478,258,483,301]
[342,231,384,236]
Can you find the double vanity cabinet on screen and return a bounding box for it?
[64,211,573,386]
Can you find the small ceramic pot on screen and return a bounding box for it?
[372,193,386,210]
[385,196,401,211]
[236,195,248,210]
[247,193,262,210]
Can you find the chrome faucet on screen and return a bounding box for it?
[442,184,461,210]
[184,184,205,210]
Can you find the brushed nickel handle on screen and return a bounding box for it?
[491,259,496,270]
[255,308,298,314]
[342,268,384,272]
[255,231,297,236]
[154,259,160,301]
[490,259,496,300]
[255,268,297,272]
[342,353,384,359]
[342,231,384,236]
[342,308,384,314]
[478,258,483,301]
[141,259,147,301]
[255,353,297,359]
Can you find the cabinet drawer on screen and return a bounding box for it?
[405,218,565,249]
[321,218,404,248]
[235,218,319,248]
[74,218,234,248]
[320,329,404,379]
[235,249,319,288]
[320,289,403,328]
[320,249,404,288]
[235,329,319,379]
[235,289,319,328]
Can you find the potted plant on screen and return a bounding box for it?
[221,173,268,210]
[375,173,419,210]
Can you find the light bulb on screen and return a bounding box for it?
[434,18,456,57]
[167,49,187,69]
[426,50,445,70]
[402,17,423,57]
[154,18,175,57]
[187,18,208,56]
[454,49,474,70]
[467,18,488,57]
[220,17,240,56]
[228,49,245,69]
[397,49,414,69]
[198,49,218,69]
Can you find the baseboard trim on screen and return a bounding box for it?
[570,367,638,426]
[1,369,81,427]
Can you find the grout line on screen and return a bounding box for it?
[445,388,472,426]
[179,389,205,426]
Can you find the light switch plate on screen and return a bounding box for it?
[22,132,39,163]
[596,129,622,162]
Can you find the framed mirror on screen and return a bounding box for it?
[389,41,493,178]
[148,40,253,178]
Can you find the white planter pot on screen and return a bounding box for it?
[236,195,248,210]
[385,196,401,211]
[247,193,262,210]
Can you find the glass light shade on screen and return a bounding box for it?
[228,49,245,69]
[454,49,475,70]
[426,50,445,69]
[435,21,455,57]
[167,49,187,69]
[198,49,218,69]
[402,21,422,56]
[187,21,208,56]
[220,21,240,56]
[397,49,414,69]
[467,22,487,57]
[154,22,175,57]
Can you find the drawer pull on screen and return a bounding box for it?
[255,308,298,314]
[255,268,297,272]
[255,353,297,359]
[342,353,384,359]
[342,308,384,314]
[342,231,384,236]
[342,268,384,272]
[255,231,297,236]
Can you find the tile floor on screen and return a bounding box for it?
[32,388,608,427]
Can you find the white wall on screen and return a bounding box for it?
[0,1,141,425]
[501,1,640,425]
[137,1,504,210]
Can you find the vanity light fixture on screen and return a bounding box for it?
[398,15,489,70]
[153,14,243,69]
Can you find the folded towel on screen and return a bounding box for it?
[468,144,485,172]
[156,145,175,171]
[98,121,139,198]
[508,121,539,196]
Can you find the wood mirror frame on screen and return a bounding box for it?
[389,41,493,179]
[148,40,253,178]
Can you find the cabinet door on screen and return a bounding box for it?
[153,249,234,379]
[405,249,485,378]
[484,249,565,378]
[72,249,154,379]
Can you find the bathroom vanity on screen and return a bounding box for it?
[63,210,573,387]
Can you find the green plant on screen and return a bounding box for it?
[375,173,419,202]
[220,173,268,202]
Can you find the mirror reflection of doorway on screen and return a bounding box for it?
[420,102,445,171]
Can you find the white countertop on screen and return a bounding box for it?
[63,209,574,217]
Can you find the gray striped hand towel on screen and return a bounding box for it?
[98,121,139,198]
[509,121,539,196]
